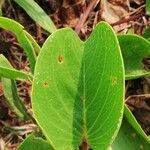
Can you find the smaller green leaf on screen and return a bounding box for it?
[2,78,31,120]
[111,117,150,150]
[118,34,150,80]
[17,133,53,150]
[14,0,57,33]
[146,0,150,16]
[0,55,32,80]
[124,105,150,143]
[24,31,41,55]
[143,26,150,39]
[0,17,37,73]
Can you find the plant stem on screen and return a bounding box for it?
[82,141,89,150]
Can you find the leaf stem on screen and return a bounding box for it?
[82,140,89,150]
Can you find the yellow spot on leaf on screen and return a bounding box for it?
[112,77,117,86]
[43,81,49,87]
[58,55,63,64]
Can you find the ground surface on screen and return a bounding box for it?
[0,0,150,149]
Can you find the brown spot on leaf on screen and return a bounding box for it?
[43,81,49,87]
[58,55,63,64]
[112,77,117,86]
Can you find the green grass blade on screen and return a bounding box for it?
[0,17,37,73]
[2,78,31,120]
[0,54,32,80]
[24,31,41,55]
[14,0,57,33]
[146,0,150,16]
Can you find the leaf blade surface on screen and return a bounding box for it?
[32,23,124,149]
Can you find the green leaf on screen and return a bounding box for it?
[143,26,150,39]
[111,117,150,150]
[0,54,32,80]
[124,105,150,143]
[2,78,31,120]
[24,30,41,55]
[14,0,57,33]
[17,133,53,150]
[118,34,150,80]
[0,55,31,119]
[32,22,124,149]
[0,17,37,73]
[146,0,150,16]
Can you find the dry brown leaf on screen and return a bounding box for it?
[57,0,84,27]
[100,0,129,24]
[0,138,5,150]
[129,0,144,5]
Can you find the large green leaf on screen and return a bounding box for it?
[0,54,32,80]
[17,134,53,150]
[118,35,150,80]
[32,22,124,149]
[111,117,150,150]
[0,17,37,73]
[14,0,57,33]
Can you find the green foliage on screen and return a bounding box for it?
[0,13,150,149]
[143,26,150,41]
[124,105,150,143]
[17,134,53,150]
[0,55,32,80]
[0,54,31,119]
[0,17,37,73]
[2,78,31,120]
[14,0,57,33]
[32,22,125,149]
[118,34,150,80]
[146,0,150,16]
[111,117,150,150]
[24,30,41,55]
